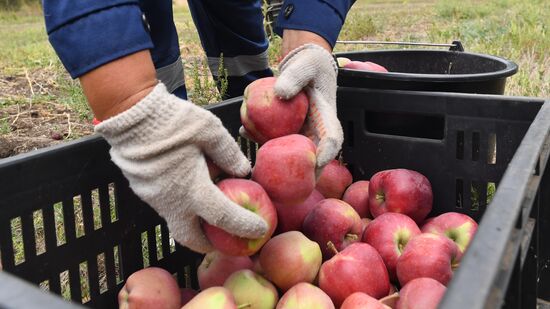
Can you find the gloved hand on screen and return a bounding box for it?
[240,43,343,171]
[276,43,343,168]
[95,83,268,253]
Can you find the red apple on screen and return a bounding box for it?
[276,282,335,309]
[202,179,278,256]
[197,250,254,290]
[180,288,199,306]
[343,61,389,72]
[315,159,353,199]
[342,180,371,218]
[223,269,279,309]
[421,212,478,262]
[359,217,372,239]
[259,231,322,291]
[240,77,309,144]
[250,253,264,276]
[118,267,181,309]
[362,212,421,281]
[368,169,433,224]
[252,134,317,205]
[182,287,237,309]
[340,292,391,309]
[396,233,458,286]
[302,199,362,259]
[274,189,324,234]
[319,242,390,307]
[397,277,446,309]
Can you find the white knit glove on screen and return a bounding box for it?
[276,44,343,168]
[95,83,268,253]
[240,44,343,170]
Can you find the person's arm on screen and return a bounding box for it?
[43,2,267,253]
[281,29,332,56]
[80,50,157,121]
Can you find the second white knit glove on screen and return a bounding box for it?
[275,43,343,168]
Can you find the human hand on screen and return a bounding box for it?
[274,43,343,170]
[95,83,268,253]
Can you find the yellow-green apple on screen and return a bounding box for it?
[118,267,181,309]
[340,292,391,309]
[252,134,317,205]
[315,160,353,199]
[276,282,335,309]
[368,169,433,224]
[362,212,421,281]
[336,57,352,68]
[223,269,279,309]
[197,250,254,290]
[319,243,390,307]
[180,288,199,306]
[396,277,446,309]
[274,189,324,234]
[259,231,322,291]
[342,180,371,218]
[240,77,309,144]
[343,61,389,72]
[421,212,478,262]
[181,287,237,309]
[202,179,277,256]
[396,233,458,286]
[302,199,362,259]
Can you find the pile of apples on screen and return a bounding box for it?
[118,77,478,309]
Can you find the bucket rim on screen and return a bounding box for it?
[335,49,519,82]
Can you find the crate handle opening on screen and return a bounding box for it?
[364,111,445,140]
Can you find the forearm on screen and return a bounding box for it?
[281,29,332,57]
[79,51,158,121]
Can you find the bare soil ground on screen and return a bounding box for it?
[0,69,93,158]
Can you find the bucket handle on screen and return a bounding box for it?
[335,40,464,52]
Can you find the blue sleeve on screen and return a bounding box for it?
[43,1,154,78]
[274,0,355,48]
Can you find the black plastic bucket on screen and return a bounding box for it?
[335,49,518,94]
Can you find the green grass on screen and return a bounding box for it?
[428,0,549,97]
[335,0,549,97]
[0,6,58,74]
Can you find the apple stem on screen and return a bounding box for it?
[327,241,339,255]
[345,233,359,241]
[336,151,344,164]
[451,261,460,271]
[238,304,252,309]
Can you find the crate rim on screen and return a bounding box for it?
[440,98,550,308]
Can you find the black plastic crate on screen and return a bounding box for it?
[0,88,549,309]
